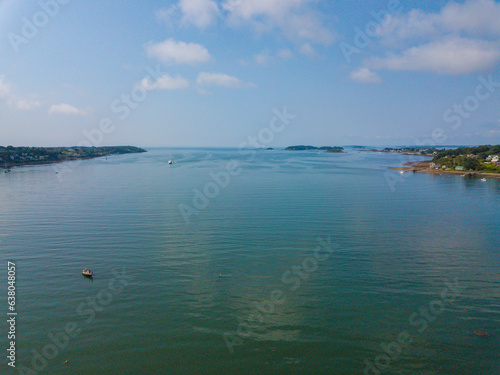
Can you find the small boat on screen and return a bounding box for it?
[474,329,489,337]
[480,178,487,182]
[168,160,174,164]
[82,269,93,277]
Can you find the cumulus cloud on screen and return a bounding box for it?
[222,0,335,45]
[354,0,500,77]
[153,0,334,63]
[367,37,500,75]
[440,0,500,35]
[380,0,500,43]
[197,72,255,88]
[157,0,219,29]
[145,38,212,66]
[349,68,382,84]
[48,103,90,116]
[138,75,190,90]
[179,0,219,28]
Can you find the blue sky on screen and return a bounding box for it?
[0,0,499,147]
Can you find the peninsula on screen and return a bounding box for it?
[286,145,344,153]
[392,145,500,178]
[0,146,146,170]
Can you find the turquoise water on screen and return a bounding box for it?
[1,148,499,374]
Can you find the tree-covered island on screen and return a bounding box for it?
[0,146,146,169]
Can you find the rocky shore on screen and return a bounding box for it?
[391,161,500,179]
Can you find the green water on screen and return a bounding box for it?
[1,148,499,374]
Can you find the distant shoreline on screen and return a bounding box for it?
[391,161,500,179]
[3,157,108,169]
[285,145,344,153]
[1,146,146,171]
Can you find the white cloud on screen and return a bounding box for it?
[284,9,334,45]
[138,75,190,90]
[155,7,177,24]
[367,37,500,75]
[197,72,255,88]
[349,68,382,84]
[223,0,301,19]
[378,9,443,45]
[197,88,213,96]
[154,0,334,53]
[238,58,249,66]
[277,48,293,59]
[440,0,500,35]
[254,50,273,65]
[0,76,10,100]
[222,0,335,45]
[0,77,41,111]
[299,43,315,56]
[179,0,219,28]
[145,38,212,66]
[15,99,41,111]
[157,0,219,29]
[48,103,90,116]
[380,0,500,43]
[486,129,500,136]
[253,49,294,65]
[357,0,500,76]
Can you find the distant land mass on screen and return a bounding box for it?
[286,145,344,153]
[347,146,371,149]
[376,146,443,156]
[0,146,146,169]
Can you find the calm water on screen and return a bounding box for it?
[1,148,499,375]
